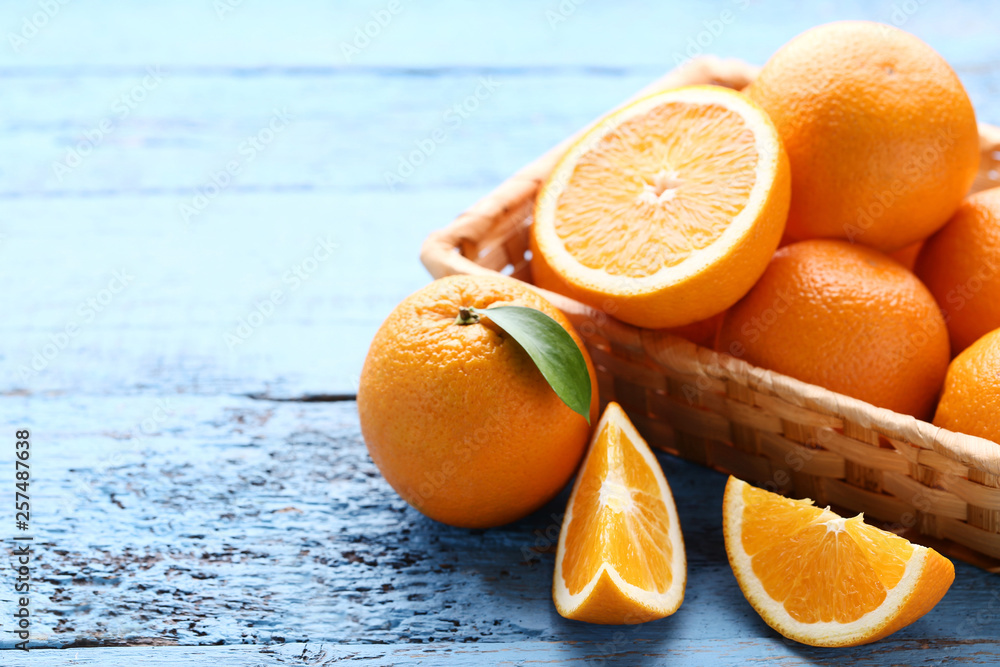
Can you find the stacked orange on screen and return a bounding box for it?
[532,20,1000,431]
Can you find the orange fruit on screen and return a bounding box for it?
[357,274,598,529]
[531,249,722,347]
[553,402,685,624]
[916,187,1000,356]
[724,476,954,647]
[888,241,924,272]
[530,84,790,329]
[747,21,979,252]
[933,328,1000,444]
[666,312,723,349]
[716,240,950,419]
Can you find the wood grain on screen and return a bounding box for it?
[4,0,1000,661]
[13,638,1000,665]
[2,400,999,659]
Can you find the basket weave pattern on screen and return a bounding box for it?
[421,57,1000,571]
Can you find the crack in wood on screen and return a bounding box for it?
[245,393,357,403]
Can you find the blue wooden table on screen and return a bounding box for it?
[4,1,1000,663]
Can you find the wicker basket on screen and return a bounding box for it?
[421,57,1000,572]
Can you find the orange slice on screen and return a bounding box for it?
[553,402,685,624]
[723,476,954,647]
[530,85,790,329]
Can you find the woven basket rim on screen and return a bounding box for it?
[420,55,1000,478]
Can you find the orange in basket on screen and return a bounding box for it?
[530,85,790,330]
[747,21,979,252]
[934,327,1000,445]
[916,187,1000,357]
[716,239,950,420]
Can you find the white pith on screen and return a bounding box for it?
[723,477,928,644]
[638,169,684,205]
[824,517,848,534]
[533,86,781,294]
[553,404,686,615]
[598,469,636,514]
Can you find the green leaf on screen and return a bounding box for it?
[483,305,592,424]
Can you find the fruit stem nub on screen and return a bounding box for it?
[455,306,481,325]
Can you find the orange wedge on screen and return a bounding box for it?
[530,85,790,329]
[723,476,954,647]
[553,402,686,624]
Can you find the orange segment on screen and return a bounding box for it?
[723,476,954,647]
[553,402,685,624]
[531,85,790,329]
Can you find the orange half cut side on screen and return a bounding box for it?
[531,85,790,329]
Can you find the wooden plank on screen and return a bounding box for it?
[0,192,445,398]
[1,0,999,71]
[3,65,999,399]
[2,63,996,200]
[12,638,1000,665]
[0,71,658,195]
[2,399,998,650]
[3,7,999,399]
[0,71,658,398]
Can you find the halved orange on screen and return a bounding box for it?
[723,476,954,647]
[530,85,790,329]
[553,402,685,624]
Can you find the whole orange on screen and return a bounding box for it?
[916,187,1000,356]
[667,312,724,349]
[357,274,599,528]
[934,328,1000,444]
[716,240,950,419]
[889,241,924,272]
[747,21,979,252]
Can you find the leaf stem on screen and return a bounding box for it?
[455,306,481,326]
